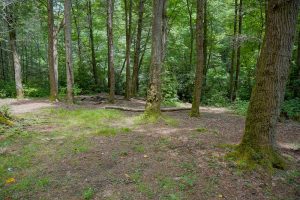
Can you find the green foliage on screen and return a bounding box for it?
[23,85,49,97]
[162,70,179,104]
[281,98,300,121]
[0,81,16,98]
[82,187,94,200]
[230,100,249,116]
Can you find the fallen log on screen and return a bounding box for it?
[104,106,191,112]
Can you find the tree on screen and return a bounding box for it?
[131,0,145,97]
[190,0,205,117]
[87,0,100,88]
[64,0,74,103]
[229,0,238,102]
[47,0,58,101]
[145,0,166,115]
[233,0,299,169]
[6,5,24,99]
[107,0,115,103]
[124,0,132,99]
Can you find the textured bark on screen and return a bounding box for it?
[47,0,58,101]
[6,6,24,99]
[232,0,243,101]
[87,0,100,88]
[161,0,168,62]
[238,0,299,168]
[202,0,208,90]
[145,0,166,115]
[190,0,204,117]
[124,0,132,99]
[107,0,115,103]
[131,0,145,96]
[64,0,74,103]
[229,0,238,102]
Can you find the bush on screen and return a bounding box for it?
[24,85,49,97]
[204,90,230,107]
[282,98,300,121]
[230,100,249,116]
[162,70,179,104]
[0,81,16,98]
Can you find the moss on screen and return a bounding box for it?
[226,143,286,172]
[0,115,13,126]
[190,109,200,117]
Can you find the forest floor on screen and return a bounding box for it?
[0,94,299,200]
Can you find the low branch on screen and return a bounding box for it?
[104,106,191,112]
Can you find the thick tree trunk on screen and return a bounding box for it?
[232,0,243,101]
[6,7,24,99]
[64,0,74,103]
[87,0,100,88]
[124,0,132,99]
[131,0,145,97]
[161,0,168,63]
[107,0,115,103]
[48,0,58,101]
[190,0,205,117]
[229,0,238,102]
[145,0,166,115]
[237,0,299,169]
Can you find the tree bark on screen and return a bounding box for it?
[296,27,300,97]
[232,0,243,101]
[131,0,145,97]
[190,0,205,117]
[64,0,74,103]
[237,0,299,169]
[107,0,115,103]
[87,0,100,88]
[6,6,24,99]
[202,0,208,91]
[229,0,238,102]
[48,0,58,101]
[124,0,132,99]
[145,0,166,115]
[186,0,193,69]
[161,0,168,63]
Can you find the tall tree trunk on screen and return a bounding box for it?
[236,0,299,169]
[48,0,58,101]
[124,0,132,99]
[186,0,193,69]
[161,0,168,63]
[190,0,205,117]
[232,0,243,101]
[6,6,24,99]
[64,0,74,103]
[296,27,300,98]
[229,0,238,102]
[87,0,100,88]
[131,0,145,97]
[107,0,115,103]
[145,0,166,115]
[202,0,208,91]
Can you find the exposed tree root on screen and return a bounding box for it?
[104,106,191,112]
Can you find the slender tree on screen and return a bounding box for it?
[145,0,166,115]
[186,0,193,69]
[234,0,299,169]
[161,0,168,62]
[229,0,238,102]
[124,0,132,99]
[232,0,243,101]
[131,0,145,96]
[87,0,100,88]
[6,5,24,99]
[64,0,74,103]
[190,0,204,117]
[47,0,58,101]
[202,0,208,89]
[107,0,115,103]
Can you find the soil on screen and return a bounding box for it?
[1,95,299,200]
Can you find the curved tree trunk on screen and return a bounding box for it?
[190,0,205,117]
[6,6,24,99]
[237,0,299,169]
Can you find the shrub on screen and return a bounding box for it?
[230,100,249,116]
[282,98,300,121]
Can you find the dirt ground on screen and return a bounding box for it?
[0,95,299,200]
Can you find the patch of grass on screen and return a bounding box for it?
[94,127,132,137]
[132,144,145,153]
[284,170,300,184]
[195,127,207,133]
[82,187,94,200]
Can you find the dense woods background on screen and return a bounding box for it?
[0,0,299,119]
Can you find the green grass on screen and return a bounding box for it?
[134,113,179,127]
[82,187,94,200]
